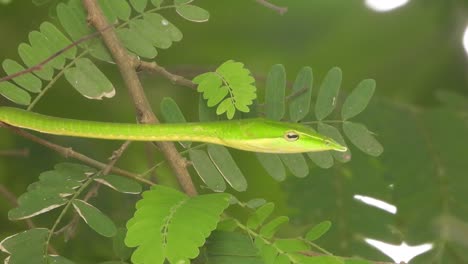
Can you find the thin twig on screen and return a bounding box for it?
[255,0,288,15]
[0,123,154,186]
[138,61,196,90]
[0,25,113,83]
[82,0,197,196]
[0,148,29,157]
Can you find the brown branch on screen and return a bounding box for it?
[0,123,154,186]
[82,0,197,196]
[0,148,29,157]
[255,0,288,15]
[138,61,196,90]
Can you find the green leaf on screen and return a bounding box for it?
[0,228,48,264]
[94,174,142,194]
[130,18,172,49]
[125,185,230,264]
[307,152,334,169]
[315,67,342,120]
[64,58,115,99]
[254,239,276,263]
[198,95,219,121]
[208,145,247,192]
[194,72,222,94]
[341,79,376,120]
[8,163,93,220]
[279,154,309,178]
[47,255,75,264]
[143,13,183,42]
[273,238,309,253]
[72,199,117,237]
[2,59,42,93]
[130,0,147,13]
[255,153,286,181]
[259,216,289,238]
[265,64,286,121]
[88,40,113,62]
[318,122,350,163]
[247,202,275,229]
[289,66,313,122]
[216,218,238,231]
[40,22,76,60]
[174,0,193,5]
[305,220,332,241]
[176,5,210,22]
[57,0,91,42]
[245,198,267,209]
[216,98,236,119]
[113,228,133,261]
[194,60,256,119]
[160,97,191,148]
[18,42,53,80]
[99,0,131,22]
[343,121,383,157]
[206,231,263,264]
[189,149,226,192]
[151,0,163,7]
[117,28,158,58]
[28,30,64,70]
[0,81,31,105]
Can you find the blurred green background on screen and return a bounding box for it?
[1,0,468,263]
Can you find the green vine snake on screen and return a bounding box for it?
[0,107,347,153]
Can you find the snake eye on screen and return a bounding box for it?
[284,131,300,142]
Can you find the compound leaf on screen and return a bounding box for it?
[0,228,48,264]
[194,60,256,119]
[125,185,230,264]
[8,163,93,220]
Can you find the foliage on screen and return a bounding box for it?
[1,162,141,262]
[0,0,208,105]
[125,185,230,264]
[193,60,257,119]
[1,1,467,264]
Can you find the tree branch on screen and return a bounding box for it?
[138,61,196,90]
[82,0,197,196]
[0,148,29,157]
[255,0,288,15]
